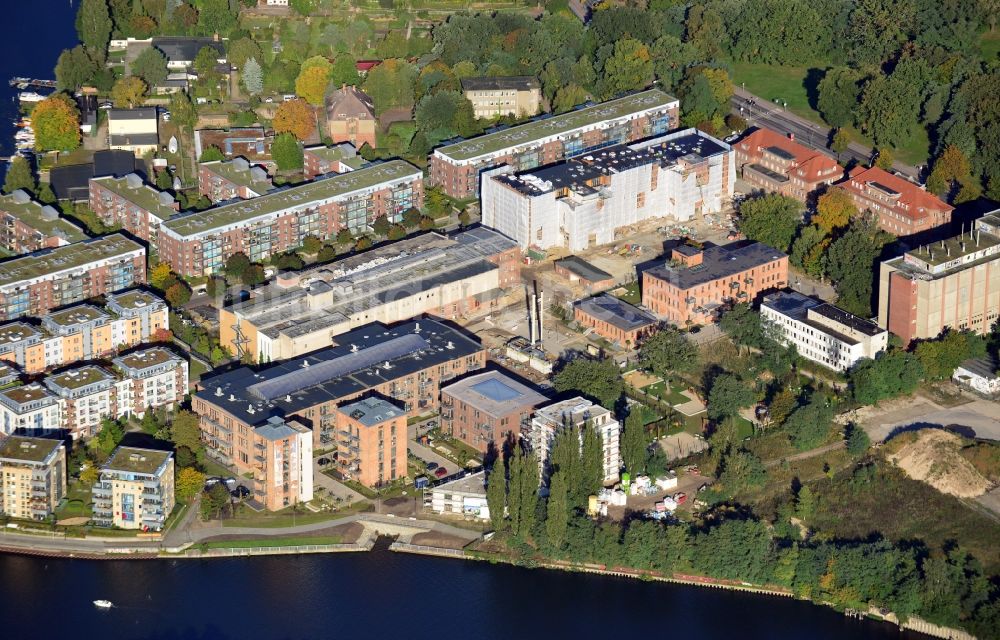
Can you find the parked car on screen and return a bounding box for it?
[204,477,221,487]
[264,96,274,103]
[425,462,439,471]
[162,113,171,122]
[673,492,687,505]
[231,486,251,498]
[224,477,237,489]
[434,467,447,478]
[317,457,331,466]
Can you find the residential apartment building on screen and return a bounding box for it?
[89,174,179,247]
[573,294,658,348]
[430,89,680,199]
[219,227,520,362]
[0,190,85,254]
[325,86,377,150]
[877,212,1000,343]
[0,289,167,374]
[440,370,547,453]
[112,347,189,417]
[0,384,60,436]
[430,471,490,521]
[198,157,274,202]
[157,160,423,277]
[528,397,620,485]
[761,291,887,372]
[733,128,842,202]
[643,242,789,326]
[836,166,953,237]
[107,108,159,156]
[246,416,314,511]
[335,396,406,488]
[92,446,174,531]
[303,144,365,179]
[481,129,734,251]
[44,365,125,439]
[194,320,485,509]
[0,436,66,520]
[461,76,541,119]
[0,234,147,321]
[194,127,272,165]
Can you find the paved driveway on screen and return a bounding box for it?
[312,457,365,504]
[861,399,1000,442]
[408,439,457,475]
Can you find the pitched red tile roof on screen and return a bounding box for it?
[735,128,840,183]
[840,166,952,220]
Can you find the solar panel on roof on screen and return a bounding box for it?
[247,333,429,401]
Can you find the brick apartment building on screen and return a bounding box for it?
[218,227,520,362]
[89,174,179,248]
[0,234,146,321]
[198,157,274,202]
[573,294,658,347]
[0,190,85,254]
[836,166,953,237]
[158,160,422,276]
[429,89,680,199]
[0,289,167,375]
[303,144,365,179]
[733,128,842,202]
[335,396,407,488]
[0,436,66,520]
[440,370,547,453]
[878,211,1000,343]
[643,242,789,326]
[193,319,485,510]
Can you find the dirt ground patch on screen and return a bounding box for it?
[409,531,471,549]
[623,370,661,388]
[889,430,994,498]
[658,432,709,461]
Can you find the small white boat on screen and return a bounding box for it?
[18,92,45,103]
[93,599,113,609]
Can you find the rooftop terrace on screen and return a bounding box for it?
[442,370,546,418]
[47,305,109,327]
[47,365,114,391]
[435,89,677,162]
[106,289,164,312]
[0,234,144,289]
[163,160,420,238]
[0,322,42,346]
[339,396,405,427]
[115,347,181,372]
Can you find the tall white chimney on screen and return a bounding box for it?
[538,291,544,343]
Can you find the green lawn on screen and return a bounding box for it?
[643,381,690,406]
[222,506,347,529]
[980,30,1000,63]
[54,481,93,520]
[197,535,343,550]
[730,62,929,166]
[189,358,210,383]
[612,282,641,305]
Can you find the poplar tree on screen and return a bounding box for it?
[517,449,539,537]
[580,421,604,501]
[621,411,648,476]
[486,454,507,532]
[507,446,524,536]
[545,470,569,551]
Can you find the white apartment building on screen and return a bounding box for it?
[113,347,189,418]
[481,129,734,251]
[0,384,61,435]
[761,291,888,372]
[44,365,130,439]
[528,396,620,484]
[429,471,490,521]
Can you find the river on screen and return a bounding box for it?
[0,548,930,640]
[0,0,79,180]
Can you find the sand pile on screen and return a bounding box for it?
[889,429,993,498]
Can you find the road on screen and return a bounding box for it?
[731,88,921,181]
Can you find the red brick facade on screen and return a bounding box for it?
[734,128,842,202]
[835,166,953,237]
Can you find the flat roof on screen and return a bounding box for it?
[495,129,727,197]
[435,89,677,162]
[432,470,486,496]
[575,294,658,332]
[104,446,171,475]
[47,365,114,391]
[0,436,62,463]
[197,319,483,427]
[645,241,786,291]
[555,255,613,283]
[903,231,1000,269]
[114,347,181,371]
[762,291,880,346]
[0,191,86,242]
[811,302,883,337]
[339,396,405,427]
[534,396,611,426]
[1,383,56,407]
[47,304,109,327]
[0,234,144,289]
[91,175,177,221]
[163,160,420,238]
[106,289,164,312]
[108,107,157,121]
[956,355,999,380]
[0,322,43,346]
[200,159,273,191]
[442,370,546,418]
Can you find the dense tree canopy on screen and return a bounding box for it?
[32,94,81,152]
[553,358,624,410]
[737,194,802,253]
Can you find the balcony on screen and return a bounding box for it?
[92,483,112,498]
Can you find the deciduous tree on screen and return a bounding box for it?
[112,76,148,108]
[553,358,624,409]
[76,0,112,63]
[271,133,303,171]
[813,189,857,234]
[32,94,81,152]
[639,328,698,376]
[296,57,332,106]
[707,373,755,421]
[176,467,206,502]
[132,46,168,89]
[621,411,648,476]
[56,46,99,91]
[486,454,507,532]
[737,193,802,253]
[272,98,315,141]
[3,157,36,195]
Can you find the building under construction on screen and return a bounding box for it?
[219,227,521,362]
[480,128,734,252]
